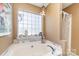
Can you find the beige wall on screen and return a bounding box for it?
[45,3,67,55]
[45,3,61,41]
[13,3,41,39]
[0,35,12,54]
[64,3,79,55]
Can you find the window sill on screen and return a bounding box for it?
[0,32,11,37]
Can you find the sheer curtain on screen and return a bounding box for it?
[62,11,72,55]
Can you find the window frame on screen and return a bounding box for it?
[0,3,12,37]
[17,10,42,35]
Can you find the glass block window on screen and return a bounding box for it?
[18,11,42,35]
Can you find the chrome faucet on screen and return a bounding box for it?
[39,32,45,43]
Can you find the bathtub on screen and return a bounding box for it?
[1,40,62,56]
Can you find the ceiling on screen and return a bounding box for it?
[62,3,72,9]
[30,3,72,9]
[31,3,48,7]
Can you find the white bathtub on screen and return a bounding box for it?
[1,40,62,56]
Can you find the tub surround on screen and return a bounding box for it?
[1,40,62,56]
